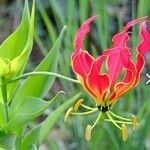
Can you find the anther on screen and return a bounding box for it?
[132,115,138,130]
[122,124,128,142]
[64,107,73,122]
[74,99,84,111]
[85,125,92,141]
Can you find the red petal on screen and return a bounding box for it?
[104,47,131,87]
[134,21,150,86]
[72,16,97,60]
[112,17,146,48]
[137,22,150,55]
[86,56,110,103]
[72,50,94,78]
[112,32,130,47]
[124,17,147,31]
[77,74,98,100]
[109,62,136,101]
[108,19,149,102]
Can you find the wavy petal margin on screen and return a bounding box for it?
[71,16,150,106]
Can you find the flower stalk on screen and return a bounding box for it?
[1,77,9,123]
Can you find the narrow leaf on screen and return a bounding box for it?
[0,132,16,150]
[39,92,81,143]
[21,92,81,148]
[2,92,64,131]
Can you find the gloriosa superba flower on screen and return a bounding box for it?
[65,16,150,141]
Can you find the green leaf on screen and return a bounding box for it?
[39,92,81,143]
[10,26,66,113]
[0,132,16,150]
[37,0,57,44]
[0,0,35,103]
[79,0,89,23]
[91,0,110,49]
[2,92,64,132]
[20,125,40,150]
[48,0,65,27]
[21,92,81,149]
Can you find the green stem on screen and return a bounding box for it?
[6,71,80,84]
[1,77,9,123]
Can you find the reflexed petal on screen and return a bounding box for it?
[72,50,94,78]
[124,17,147,31]
[108,21,150,102]
[134,21,150,86]
[137,22,150,55]
[112,17,146,48]
[72,16,97,59]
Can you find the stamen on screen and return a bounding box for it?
[74,99,84,111]
[85,112,102,141]
[122,124,128,142]
[132,115,138,130]
[71,108,98,115]
[91,112,102,129]
[109,111,132,121]
[85,125,92,141]
[81,104,94,110]
[64,107,73,122]
[106,112,122,130]
[104,119,133,125]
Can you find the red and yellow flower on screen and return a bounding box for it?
[65,16,150,141]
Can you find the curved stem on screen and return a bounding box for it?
[6,71,80,84]
[1,77,9,122]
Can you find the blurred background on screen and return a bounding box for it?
[0,0,150,149]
